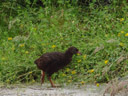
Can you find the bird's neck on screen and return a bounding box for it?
[64,50,73,59]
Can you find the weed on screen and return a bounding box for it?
[0,0,128,84]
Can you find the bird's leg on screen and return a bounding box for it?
[41,70,45,85]
[48,76,55,87]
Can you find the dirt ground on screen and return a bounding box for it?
[0,83,108,96]
[0,83,126,96]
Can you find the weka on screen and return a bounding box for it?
[34,46,81,87]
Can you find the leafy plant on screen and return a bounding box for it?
[0,0,128,85]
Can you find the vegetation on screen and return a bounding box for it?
[0,0,128,85]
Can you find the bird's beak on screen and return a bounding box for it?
[77,51,82,55]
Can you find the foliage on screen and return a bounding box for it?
[0,0,128,85]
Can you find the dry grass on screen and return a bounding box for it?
[92,45,104,54]
[103,79,128,96]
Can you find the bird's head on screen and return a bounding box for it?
[68,47,81,55]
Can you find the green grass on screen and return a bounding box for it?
[0,1,128,85]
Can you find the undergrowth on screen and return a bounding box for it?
[0,0,128,85]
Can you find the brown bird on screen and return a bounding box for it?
[34,47,81,87]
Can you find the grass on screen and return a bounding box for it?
[0,1,128,85]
